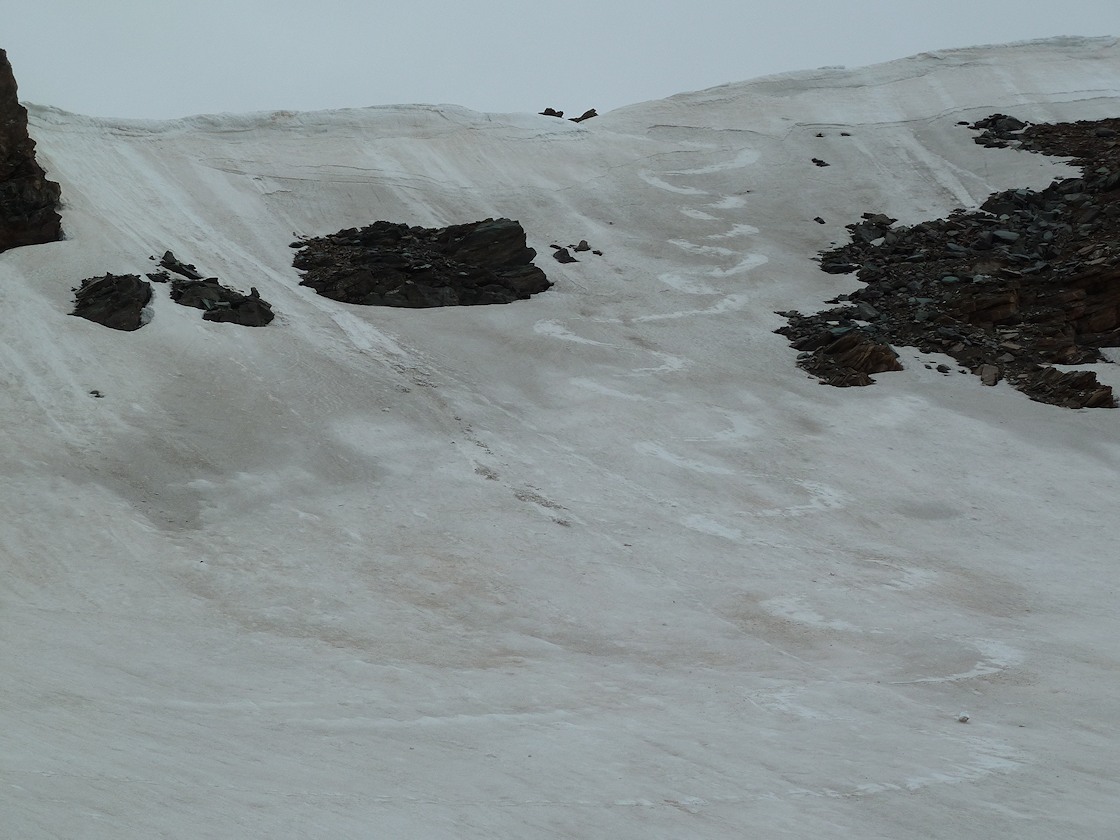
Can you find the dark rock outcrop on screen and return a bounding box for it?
[970,113,1028,148]
[0,49,62,253]
[170,277,274,326]
[292,217,551,307]
[74,250,276,328]
[778,317,903,387]
[155,249,275,325]
[158,249,203,279]
[777,114,1120,408]
[71,273,152,331]
[540,108,597,122]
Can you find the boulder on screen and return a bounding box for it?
[293,217,551,308]
[71,273,152,331]
[0,49,62,253]
[170,277,274,326]
[780,322,903,387]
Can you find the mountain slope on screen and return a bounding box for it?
[3,36,1119,839]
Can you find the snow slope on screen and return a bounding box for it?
[3,36,1120,839]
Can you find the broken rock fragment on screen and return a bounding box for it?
[158,250,203,280]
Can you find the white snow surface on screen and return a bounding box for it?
[4,37,1120,838]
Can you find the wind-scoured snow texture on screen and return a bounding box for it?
[2,37,1120,840]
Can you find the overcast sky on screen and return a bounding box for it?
[5,1,1117,119]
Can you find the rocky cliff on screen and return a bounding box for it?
[0,48,62,253]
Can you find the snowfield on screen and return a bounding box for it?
[3,36,1120,839]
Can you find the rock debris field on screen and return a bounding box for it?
[777,114,1120,408]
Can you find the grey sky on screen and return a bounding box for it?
[5,0,1117,119]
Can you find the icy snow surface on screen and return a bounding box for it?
[3,36,1120,838]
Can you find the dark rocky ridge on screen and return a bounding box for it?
[292,217,551,307]
[0,48,62,253]
[777,114,1120,409]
